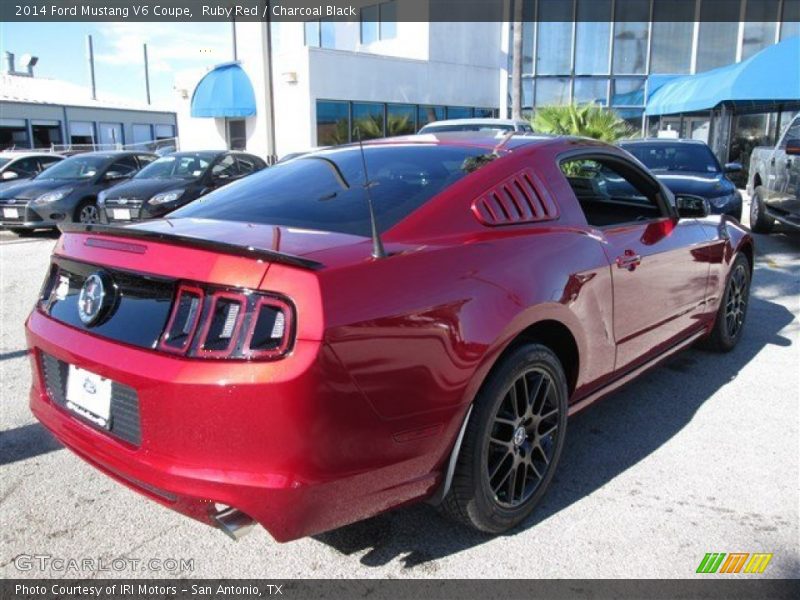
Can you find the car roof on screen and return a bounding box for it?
[620,138,709,145]
[421,118,529,127]
[0,151,63,158]
[65,151,153,159]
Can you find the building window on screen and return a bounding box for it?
[417,106,446,129]
[317,101,350,146]
[31,120,62,148]
[573,78,609,105]
[132,124,153,144]
[535,78,571,106]
[226,119,246,150]
[386,104,416,135]
[575,0,611,75]
[611,78,646,107]
[612,0,650,75]
[0,118,29,149]
[650,0,695,74]
[696,0,739,73]
[155,124,176,140]
[536,0,574,75]
[360,1,397,44]
[352,102,385,140]
[69,121,95,145]
[474,108,498,118]
[98,122,123,147]
[742,0,779,59]
[305,19,336,49]
[446,107,473,119]
[780,0,800,40]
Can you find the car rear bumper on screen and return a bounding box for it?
[26,310,444,541]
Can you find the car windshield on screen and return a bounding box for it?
[170,144,487,236]
[36,156,108,180]
[623,143,721,173]
[0,158,11,168]
[135,154,213,180]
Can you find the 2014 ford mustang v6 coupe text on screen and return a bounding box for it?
[26,134,753,542]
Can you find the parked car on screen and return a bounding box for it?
[0,151,156,235]
[99,151,267,223]
[620,139,743,220]
[0,151,64,190]
[419,118,533,134]
[27,134,752,542]
[748,114,800,233]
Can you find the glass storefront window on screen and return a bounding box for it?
[742,0,779,59]
[612,0,650,74]
[446,107,473,119]
[650,0,695,74]
[573,78,609,105]
[317,100,350,146]
[418,106,445,128]
[536,0,574,75]
[575,0,611,75]
[781,0,800,40]
[535,78,571,106]
[611,78,646,107]
[386,104,415,136]
[697,0,739,73]
[304,21,320,48]
[352,102,384,140]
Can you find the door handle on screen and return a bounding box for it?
[616,250,642,271]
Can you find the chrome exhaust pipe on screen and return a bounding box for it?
[212,506,255,541]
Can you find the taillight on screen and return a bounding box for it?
[158,284,294,361]
[158,284,204,354]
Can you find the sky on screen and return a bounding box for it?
[0,22,234,108]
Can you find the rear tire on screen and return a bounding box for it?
[440,343,568,534]
[699,253,751,353]
[749,187,774,233]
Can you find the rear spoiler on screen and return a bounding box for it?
[58,223,324,271]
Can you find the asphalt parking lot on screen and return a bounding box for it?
[1,202,798,579]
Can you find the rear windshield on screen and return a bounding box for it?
[170,144,487,236]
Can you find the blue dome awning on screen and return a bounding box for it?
[646,36,800,116]
[191,62,256,118]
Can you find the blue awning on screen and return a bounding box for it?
[646,36,800,116]
[191,62,256,118]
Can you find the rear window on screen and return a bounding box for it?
[170,145,487,236]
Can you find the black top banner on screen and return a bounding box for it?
[2,0,796,23]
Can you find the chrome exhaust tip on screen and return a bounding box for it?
[212,506,255,541]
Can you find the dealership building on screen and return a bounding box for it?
[1,52,177,152]
[178,0,800,176]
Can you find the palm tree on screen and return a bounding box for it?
[532,103,632,142]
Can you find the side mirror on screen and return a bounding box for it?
[675,194,710,219]
[785,139,800,156]
[2,170,19,180]
[104,171,128,182]
[723,162,743,173]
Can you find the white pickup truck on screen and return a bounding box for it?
[748,115,800,233]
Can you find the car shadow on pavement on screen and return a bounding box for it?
[0,422,63,467]
[313,289,796,569]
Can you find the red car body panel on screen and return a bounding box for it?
[26,135,753,541]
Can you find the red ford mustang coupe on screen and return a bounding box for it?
[26,134,752,542]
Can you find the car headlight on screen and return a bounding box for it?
[148,189,185,205]
[708,194,735,208]
[35,188,73,204]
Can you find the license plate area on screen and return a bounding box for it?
[111,208,131,220]
[3,208,19,218]
[65,365,112,429]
